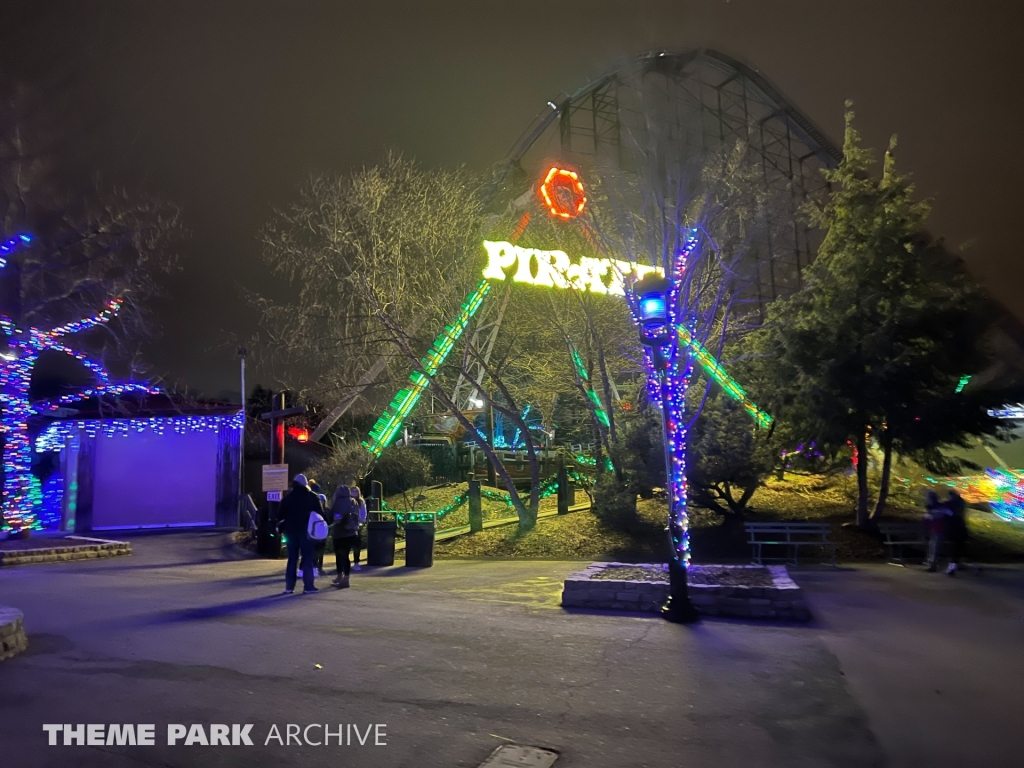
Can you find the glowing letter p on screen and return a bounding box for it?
[482,241,518,280]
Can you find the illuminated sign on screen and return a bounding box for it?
[481,240,662,295]
[539,167,587,220]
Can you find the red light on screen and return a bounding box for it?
[288,426,310,443]
[539,166,586,220]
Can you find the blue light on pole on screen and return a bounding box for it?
[631,271,699,623]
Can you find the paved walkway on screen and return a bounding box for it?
[0,532,1021,767]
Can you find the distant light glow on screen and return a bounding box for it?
[989,404,1024,419]
[955,374,971,394]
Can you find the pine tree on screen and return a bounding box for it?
[756,104,1008,527]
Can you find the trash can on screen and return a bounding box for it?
[256,506,281,558]
[404,518,436,568]
[366,517,397,567]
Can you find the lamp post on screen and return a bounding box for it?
[635,273,700,624]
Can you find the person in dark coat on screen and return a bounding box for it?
[309,480,327,578]
[330,484,361,589]
[277,473,324,594]
[924,490,950,572]
[945,490,968,575]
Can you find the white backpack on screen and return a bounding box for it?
[308,511,329,541]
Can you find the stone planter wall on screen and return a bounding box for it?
[0,607,27,661]
[561,563,811,621]
[0,536,131,567]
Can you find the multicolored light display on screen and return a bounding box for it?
[1,289,155,531]
[363,280,492,457]
[650,235,698,566]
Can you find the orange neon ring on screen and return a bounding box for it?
[539,167,587,220]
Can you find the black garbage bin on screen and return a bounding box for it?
[256,506,281,558]
[404,518,436,568]
[366,518,397,567]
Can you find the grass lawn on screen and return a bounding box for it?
[415,474,1024,564]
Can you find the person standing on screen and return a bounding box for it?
[330,484,361,588]
[277,473,323,594]
[309,480,328,578]
[945,490,969,576]
[924,490,950,573]
[350,485,368,571]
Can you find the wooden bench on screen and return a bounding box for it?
[878,521,928,564]
[745,522,836,566]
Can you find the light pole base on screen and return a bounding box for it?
[662,559,700,624]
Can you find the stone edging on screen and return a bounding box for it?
[0,607,27,661]
[561,562,811,620]
[0,536,131,567]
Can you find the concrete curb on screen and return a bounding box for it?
[0,606,27,661]
[561,562,812,620]
[0,536,131,567]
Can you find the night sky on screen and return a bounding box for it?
[2,1,1021,400]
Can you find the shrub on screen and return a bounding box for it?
[369,445,432,496]
[592,472,640,532]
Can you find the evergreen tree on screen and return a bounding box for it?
[754,104,1008,527]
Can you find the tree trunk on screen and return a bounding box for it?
[871,434,893,521]
[856,428,870,529]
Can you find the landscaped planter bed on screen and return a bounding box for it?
[0,536,131,567]
[561,562,811,620]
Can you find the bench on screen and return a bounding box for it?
[878,521,927,564]
[745,522,836,566]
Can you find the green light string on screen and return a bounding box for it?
[363,280,492,457]
[568,341,611,429]
[380,476,562,524]
[677,326,772,430]
[571,453,613,472]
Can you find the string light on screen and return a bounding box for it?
[364,280,492,457]
[35,413,244,454]
[0,234,32,270]
[567,342,611,429]
[0,290,161,532]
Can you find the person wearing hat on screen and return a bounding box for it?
[277,473,324,594]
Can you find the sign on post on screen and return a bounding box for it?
[262,464,289,493]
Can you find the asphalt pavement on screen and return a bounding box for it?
[1,532,1021,767]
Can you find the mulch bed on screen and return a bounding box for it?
[688,565,774,587]
[591,565,668,582]
[591,564,775,587]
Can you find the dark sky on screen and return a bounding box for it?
[3,1,1022,399]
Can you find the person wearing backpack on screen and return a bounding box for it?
[330,484,361,588]
[350,485,368,571]
[308,480,328,578]
[277,474,325,594]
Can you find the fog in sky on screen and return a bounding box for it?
[2,1,1021,399]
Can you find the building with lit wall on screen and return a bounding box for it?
[32,395,242,532]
